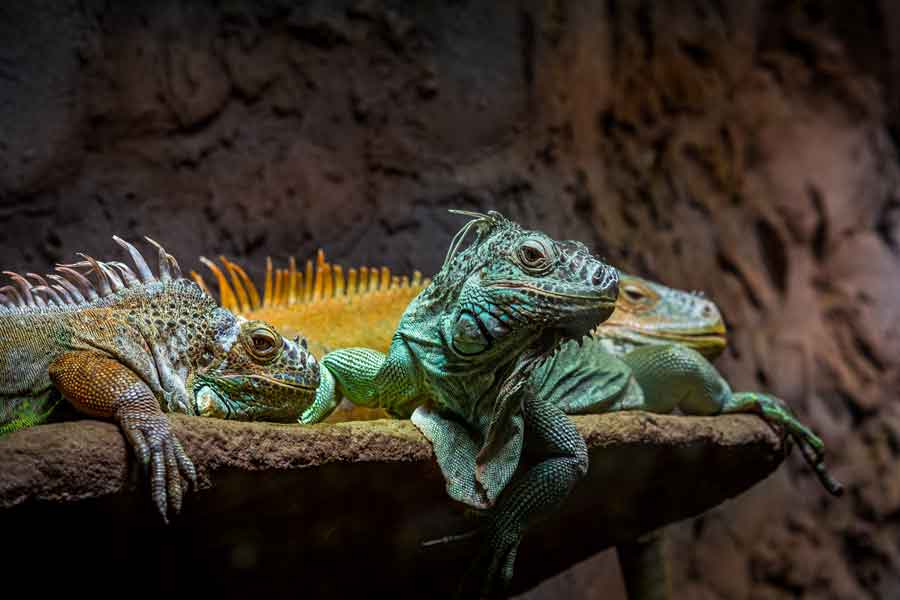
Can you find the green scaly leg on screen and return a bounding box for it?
[723,391,842,495]
[461,393,589,598]
[300,348,412,425]
[613,345,843,600]
[621,344,843,496]
[412,405,491,508]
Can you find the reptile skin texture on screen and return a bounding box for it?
[301,209,620,596]
[0,237,319,522]
[207,250,840,600]
[208,236,838,598]
[195,243,839,598]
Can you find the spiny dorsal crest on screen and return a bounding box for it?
[0,236,189,313]
[430,209,520,292]
[191,249,430,315]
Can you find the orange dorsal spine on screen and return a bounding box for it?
[196,250,428,312]
[263,258,273,308]
[288,257,298,305]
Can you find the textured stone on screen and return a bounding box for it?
[0,412,783,599]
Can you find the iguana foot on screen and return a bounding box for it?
[455,519,522,600]
[49,350,199,522]
[119,411,197,522]
[730,392,843,496]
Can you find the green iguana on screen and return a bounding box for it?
[539,274,839,490]
[299,210,620,596]
[0,236,320,522]
[194,231,840,597]
[529,274,842,599]
[200,236,840,598]
[291,215,839,597]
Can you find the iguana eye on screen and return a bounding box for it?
[517,240,553,272]
[622,285,647,303]
[247,327,280,361]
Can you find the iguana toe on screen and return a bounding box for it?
[457,524,521,600]
[121,412,194,522]
[171,436,198,490]
[122,424,151,466]
[799,440,844,496]
[164,443,183,513]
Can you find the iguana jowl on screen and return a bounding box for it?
[0,237,320,521]
[299,210,620,595]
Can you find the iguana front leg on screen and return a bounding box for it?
[464,391,588,598]
[300,345,419,424]
[48,351,197,521]
[621,344,843,495]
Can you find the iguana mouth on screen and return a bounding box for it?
[486,281,618,304]
[599,323,726,344]
[246,374,318,391]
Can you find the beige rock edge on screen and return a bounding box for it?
[0,413,784,599]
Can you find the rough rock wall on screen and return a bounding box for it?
[1,2,898,599]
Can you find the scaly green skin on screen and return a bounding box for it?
[533,275,842,494]
[301,209,620,596]
[0,236,320,521]
[531,273,841,600]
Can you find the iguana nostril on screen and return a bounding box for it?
[592,265,618,292]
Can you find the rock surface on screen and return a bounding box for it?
[1,413,783,598]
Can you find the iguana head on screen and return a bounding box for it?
[595,273,726,359]
[191,317,320,421]
[423,210,619,360]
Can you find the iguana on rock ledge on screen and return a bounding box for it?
[201,252,835,490]
[198,229,840,598]
[527,276,843,599]
[533,274,841,495]
[295,210,620,596]
[216,250,837,493]
[0,237,320,522]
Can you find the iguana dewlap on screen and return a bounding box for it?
[0,237,319,522]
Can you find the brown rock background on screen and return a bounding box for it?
[0,1,898,598]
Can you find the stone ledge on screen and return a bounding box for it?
[0,413,784,598]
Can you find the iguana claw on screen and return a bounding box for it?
[119,414,197,523]
[120,412,197,523]
[747,393,843,497]
[456,522,521,600]
[798,438,844,496]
